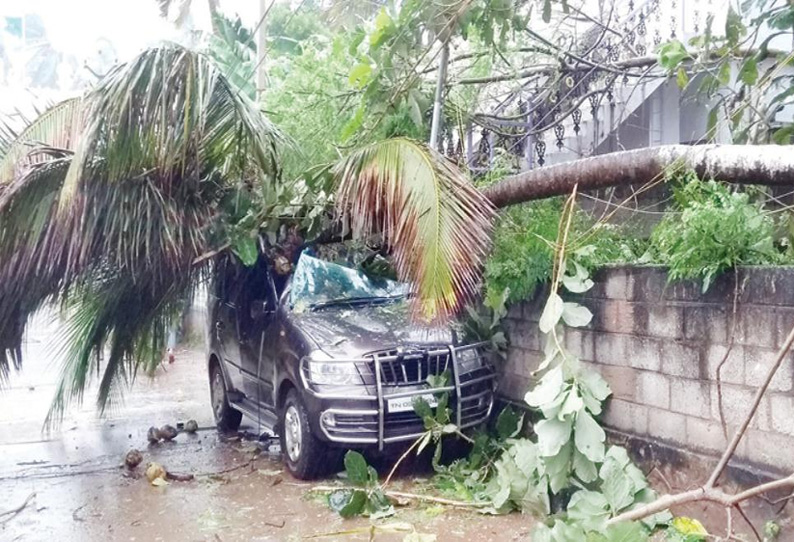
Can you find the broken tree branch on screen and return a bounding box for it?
[482,145,794,209]
[310,485,486,508]
[0,492,35,524]
[708,323,794,488]
[607,323,794,526]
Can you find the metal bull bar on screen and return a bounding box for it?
[299,343,496,451]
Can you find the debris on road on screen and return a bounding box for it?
[124,449,143,469]
[184,419,198,433]
[159,425,178,441]
[147,426,160,443]
[145,462,167,485]
[165,471,194,482]
[0,492,36,525]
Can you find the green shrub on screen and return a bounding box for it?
[649,177,784,292]
[484,199,643,303]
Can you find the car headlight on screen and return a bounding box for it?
[306,352,363,386]
[456,347,484,373]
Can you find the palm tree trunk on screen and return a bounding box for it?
[482,145,794,209]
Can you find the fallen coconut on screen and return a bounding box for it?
[124,449,143,469]
[184,419,198,433]
[145,462,167,484]
[159,424,178,441]
[147,426,160,443]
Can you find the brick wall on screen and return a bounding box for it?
[500,265,794,474]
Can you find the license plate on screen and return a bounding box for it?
[387,394,439,413]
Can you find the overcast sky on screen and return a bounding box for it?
[0,0,261,61]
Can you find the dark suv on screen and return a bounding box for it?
[207,251,496,479]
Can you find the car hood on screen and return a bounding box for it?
[289,301,456,358]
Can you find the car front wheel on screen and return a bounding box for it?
[279,389,328,480]
[210,362,242,431]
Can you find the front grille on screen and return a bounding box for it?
[324,391,493,441]
[365,348,451,386]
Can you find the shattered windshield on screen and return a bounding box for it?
[290,252,409,310]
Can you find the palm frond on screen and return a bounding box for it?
[0,98,83,184]
[60,46,281,207]
[0,43,282,420]
[333,138,495,322]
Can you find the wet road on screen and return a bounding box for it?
[0,313,532,541]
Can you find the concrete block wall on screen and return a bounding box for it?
[500,265,794,474]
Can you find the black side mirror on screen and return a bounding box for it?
[250,298,274,320]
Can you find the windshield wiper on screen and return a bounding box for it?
[310,295,405,310]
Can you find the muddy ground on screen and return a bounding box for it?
[1,312,792,541]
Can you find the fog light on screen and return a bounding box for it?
[322,412,336,428]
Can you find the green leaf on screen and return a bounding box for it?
[572,448,598,483]
[348,28,366,55]
[412,397,434,420]
[577,372,617,406]
[550,518,588,541]
[738,56,758,85]
[676,67,689,89]
[348,63,373,88]
[542,0,552,22]
[525,366,564,408]
[339,103,365,142]
[562,261,594,293]
[562,302,593,328]
[370,8,394,48]
[511,439,539,477]
[725,5,746,46]
[604,522,648,542]
[539,292,564,333]
[717,62,731,85]
[231,236,258,267]
[329,489,367,518]
[658,41,689,70]
[574,410,606,462]
[566,490,609,528]
[531,524,553,542]
[671,516,708,537]
[366,488,393,516]
[772,125,794,145]
[367,465,379,486]
[344,450,370,486]
[559,388,584,418]
[706,105,719,139]
[535,415,573,457]
[496,406,524,439]
[340,490,368,518]
[407,93,424,129]
[600,458,635,513]
[543,441,573,493]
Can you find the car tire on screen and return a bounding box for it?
[210,362,242,431]
[279,389,327,480]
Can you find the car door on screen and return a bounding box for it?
[237,259,278,407]
[214,257,245,393]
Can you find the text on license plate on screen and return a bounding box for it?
[387,394,439,413]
